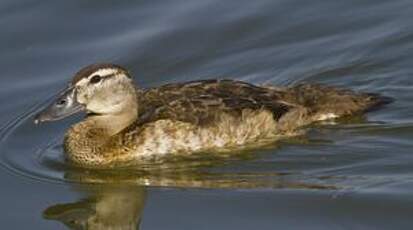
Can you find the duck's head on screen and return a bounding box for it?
[35,63,137,124]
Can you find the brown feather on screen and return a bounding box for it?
[136,79,292,126]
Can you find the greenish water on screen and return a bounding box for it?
[1,0,413,229]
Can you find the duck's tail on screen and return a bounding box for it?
[283,84,393,121]
[362,93,394,113]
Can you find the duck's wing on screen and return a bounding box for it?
[137,79,292,126]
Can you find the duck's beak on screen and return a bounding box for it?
[34,86,85,124]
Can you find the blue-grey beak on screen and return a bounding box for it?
[34,86,84,124]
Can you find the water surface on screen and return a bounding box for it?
[1,0,413,229]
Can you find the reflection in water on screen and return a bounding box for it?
[61,161,339,189]
[43,168,336,230]
[44,185,146,230]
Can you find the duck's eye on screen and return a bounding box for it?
[90,75,101,84]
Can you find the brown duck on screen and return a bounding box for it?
[34,63,391,168]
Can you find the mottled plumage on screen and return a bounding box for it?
[35,64,391,168]
[137,79,291,126]
[136,80,387,128]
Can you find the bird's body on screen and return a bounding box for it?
[35,64,391,168]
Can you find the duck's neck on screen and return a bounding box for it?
[64,104,138,167]
[88,108,138,136]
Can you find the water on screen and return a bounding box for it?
[0,0,413,229]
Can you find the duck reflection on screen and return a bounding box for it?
[43,160,336,230]
[43,185,145,230]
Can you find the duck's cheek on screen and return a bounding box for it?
[86,101,124,115]
[76,91,89,105]
[77,97,86,105]
[86,101,107,114]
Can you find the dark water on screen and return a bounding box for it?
[1,0,413,229]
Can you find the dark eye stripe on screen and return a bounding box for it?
[88,72,126,85]
[90,75,101,84]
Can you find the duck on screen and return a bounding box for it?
[34,63,392,168]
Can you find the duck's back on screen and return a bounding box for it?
[137,79,292,126]
[137,80,389,127]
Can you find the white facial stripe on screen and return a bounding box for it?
[87,68,118,79]
[75,78,89,86]
[74,68,121,86]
